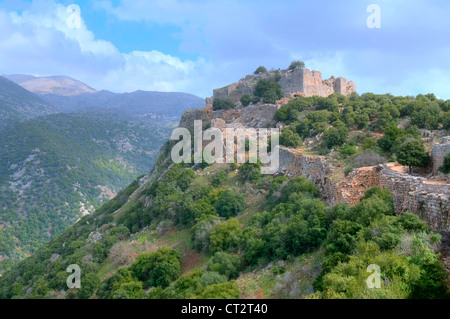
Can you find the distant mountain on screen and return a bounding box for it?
[38,90,205,116]
[5,74,97,96]
[0,73,203,261]
[0,76,56,130]
[6,74,205,116]
[0,109,176,259]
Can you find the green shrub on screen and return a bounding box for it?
[397,139,429,173]
[254,79,283,104]
[191,217,221,253]
[280,177,319,201]
[279,128,302,148]
[395,212,427,231]
[239,161,262,183]
[439,153,450,174]
[211,170,228,187]
[344,167,353,176]
[97,267,143,299]
[254,66,268,74]
[177,169,196,191]
[111,280,145,299]
[325,219,363,254]
[340,144,356,157]
[129,247,181,288]
[208,252,243,279]
[213,97,235,110]
[215,190,246,219]
[240,94,251,107]
[275,97,312,122]
[199,271,228,286]
[209,218,242,252]
[199,281,240,299]
[323,127,348,149]
[288,60,305,70]
[377,125,404,152]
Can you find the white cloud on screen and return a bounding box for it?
[1,0,450,99]
[99,50,213,95]
[0,0,216,97]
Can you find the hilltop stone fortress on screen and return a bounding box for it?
[179,68,449,233]
[206,67,356,106]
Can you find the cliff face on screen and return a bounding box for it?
[210,67,356,104]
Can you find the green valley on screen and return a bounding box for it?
[0,110,176,260]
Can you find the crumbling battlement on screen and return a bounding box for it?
[431,137,450,175]
[278,146,450,232]
[278,146,336,204]
[334,166,382,206]
[211,67,356,104]
[378,166,449,231]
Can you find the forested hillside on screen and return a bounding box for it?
[0,110,175,260]
[0,76,56,130]
[0,85,448,299]
[37,90,205,116]
[6,74,205,116]
[0,138,446,299]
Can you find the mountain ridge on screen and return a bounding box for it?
[5,74,97,96]
[0,76,57,130]
[5,74,206,116]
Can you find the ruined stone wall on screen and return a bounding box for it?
[298,69,334,98]
[278,146,336,205]
[277,146,450,232]
[334,166,381,206]
[334,77,357,96]
[378,167,449,231]
[212,68,356,103]
[431,138,450,174]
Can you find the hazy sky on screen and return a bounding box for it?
[0,0,449,99]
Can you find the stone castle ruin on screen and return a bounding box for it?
[209,67,356,105]
[179,68,449,233]
[432,137,450,175]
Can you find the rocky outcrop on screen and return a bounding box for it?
[212,68,356,103]
[181,103,278,129]
[178,107,212,128]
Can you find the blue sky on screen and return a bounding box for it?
[0,0,449,99]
